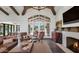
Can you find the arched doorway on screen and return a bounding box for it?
[28,15,50,37]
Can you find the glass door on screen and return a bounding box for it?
[9,25,12,34]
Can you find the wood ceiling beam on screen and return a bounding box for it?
[22,6,32,15]
[10,6,20,15]
[46,6,56,15]
[0,7,9,15]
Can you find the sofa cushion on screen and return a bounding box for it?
[3,39,13,44]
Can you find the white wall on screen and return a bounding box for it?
[15,16,28,32]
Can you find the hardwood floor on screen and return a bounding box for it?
[31,38,65,53]
[31,40,52,53]
[8,38,65,53]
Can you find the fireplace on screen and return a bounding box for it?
[67,37,79,53]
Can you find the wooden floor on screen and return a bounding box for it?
[31,40,52,53]
[8,39,65,53]
[31,39,65,53]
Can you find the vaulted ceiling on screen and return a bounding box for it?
[0,6,56,16]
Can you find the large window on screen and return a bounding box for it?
[5,24,9,35]
[0,23,16,36]
[12,25,15,33]
[0,24,3,36]
[16,25,20,33]
[40,25,44,30]
[9,25,12,34]
[34,26,38,31]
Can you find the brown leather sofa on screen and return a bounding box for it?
[0,36,18,53]
[0,41,17,53]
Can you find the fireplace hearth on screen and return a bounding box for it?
[67,37,79,53]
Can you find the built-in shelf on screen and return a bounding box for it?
[62,27,79,32]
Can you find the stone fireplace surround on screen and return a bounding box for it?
[62,31,79,52]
